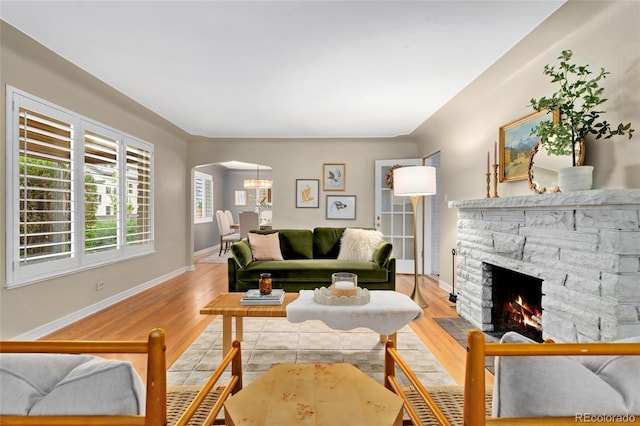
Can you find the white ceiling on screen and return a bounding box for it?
[1,1,564,139]
[218,161,271,170]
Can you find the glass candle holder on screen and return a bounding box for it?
[331,272,357,297]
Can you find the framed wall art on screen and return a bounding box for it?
[295,179,319,208]
[322,163,345,191]
[326,195,356,220]
[499,110,558,182]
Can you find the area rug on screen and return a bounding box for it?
[195,250,231,264]
[433,317,497,373]
[168,316,456,389]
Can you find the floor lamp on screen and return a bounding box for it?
[393,165,437,308]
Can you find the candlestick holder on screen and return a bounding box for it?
[492,164,499,198]
[485,172,491,198]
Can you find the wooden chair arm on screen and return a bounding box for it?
[384,340,452,426]
[175,340,243,425]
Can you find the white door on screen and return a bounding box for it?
[374,159,422,274]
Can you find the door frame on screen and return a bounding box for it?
[374,158,422,274]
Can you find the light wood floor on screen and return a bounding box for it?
[44,261,493,386]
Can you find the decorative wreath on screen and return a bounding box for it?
[385,165,404,189]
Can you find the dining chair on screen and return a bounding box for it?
[238,211,260,239]
[216,210,240,255]
[225,210,239,232]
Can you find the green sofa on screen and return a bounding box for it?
[227,227,395,292]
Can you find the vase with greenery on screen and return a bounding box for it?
[529,49,634,168]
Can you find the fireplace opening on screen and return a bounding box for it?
[489,264,543,342]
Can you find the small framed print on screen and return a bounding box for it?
[296,179,319,208]
[326,195,356,220]
[322,163,345,191]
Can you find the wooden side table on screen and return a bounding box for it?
[224,363,403,426]
[200,292,298,357]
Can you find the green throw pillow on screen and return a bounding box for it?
[372,241,393,267]
[231,240,252,268]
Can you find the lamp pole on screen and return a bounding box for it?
[409,194,429,308]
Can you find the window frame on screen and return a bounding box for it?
[5,86,155,288]
[193,171,214,224]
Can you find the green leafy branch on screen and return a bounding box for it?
[529,50,634,166]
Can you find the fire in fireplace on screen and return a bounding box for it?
[489,264,543,342]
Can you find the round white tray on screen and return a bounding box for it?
[313,286,370,305]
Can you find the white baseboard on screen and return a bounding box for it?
[194,245,220,257]
[12,266,188,340]
[438,278,453,294]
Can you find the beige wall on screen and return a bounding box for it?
[0,22,191,338]
[187,137,417,264]
[412,1,640,291]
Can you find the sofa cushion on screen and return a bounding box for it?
[338,228,383,262]
[313,227,345,259]
[0,353,145,416]
[250,229,313,259]
[248,232,283,261]
[492,332,640,418]
[237,259,389,284]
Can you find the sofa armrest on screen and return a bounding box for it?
[227,258,242,292]
[373,241,393,267]
[230,240,252,268]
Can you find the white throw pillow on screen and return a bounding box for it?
[248,232,284,261]
[337,228,383,262]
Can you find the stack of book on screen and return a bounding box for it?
[240,288,285,305]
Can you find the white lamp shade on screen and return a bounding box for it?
[393,166,437,196]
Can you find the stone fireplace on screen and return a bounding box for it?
[489,264,543,341]
[448,189,640,343]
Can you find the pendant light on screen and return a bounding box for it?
[244,164,272,189]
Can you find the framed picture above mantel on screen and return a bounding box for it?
[499,110,558,182]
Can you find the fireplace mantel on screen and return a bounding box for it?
[448,188,640,210]
[448,188,640,343]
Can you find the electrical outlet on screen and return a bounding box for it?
[96,281,105,291]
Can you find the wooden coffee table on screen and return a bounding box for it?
[200,292,299,357]
[224,363,403,426]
